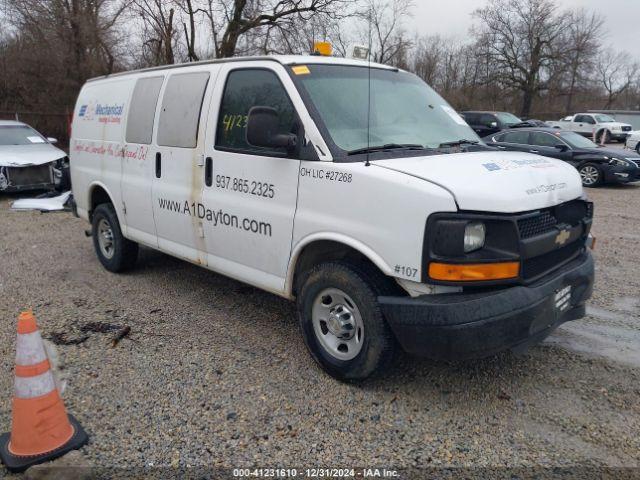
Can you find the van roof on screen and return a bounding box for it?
[87,55,397,83]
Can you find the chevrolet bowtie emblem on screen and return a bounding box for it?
[555,229,571,246]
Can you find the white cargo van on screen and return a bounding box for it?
[69,55,595,380]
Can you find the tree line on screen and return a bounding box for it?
[1,0,638,144]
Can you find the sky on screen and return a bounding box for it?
[408,0,640,60]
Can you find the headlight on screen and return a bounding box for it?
[464,222,486,253]
[609,158,630,167]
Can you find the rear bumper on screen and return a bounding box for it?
[379,252,594,360]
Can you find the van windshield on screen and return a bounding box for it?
[292,65,479,155]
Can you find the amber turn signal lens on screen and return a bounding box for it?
[429,262,520,282]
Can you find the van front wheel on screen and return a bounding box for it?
[91,203,138,272]
[297,262,395,381]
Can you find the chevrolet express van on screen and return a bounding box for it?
[69,56,594,380]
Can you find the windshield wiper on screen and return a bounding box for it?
[438,139,480,148]
[347,143,426,156]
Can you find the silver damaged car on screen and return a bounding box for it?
[0,120,70,193]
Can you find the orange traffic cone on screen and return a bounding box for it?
[0,311,88,472]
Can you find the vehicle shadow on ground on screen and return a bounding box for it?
[127,245,572,395]
[594,183,639,191]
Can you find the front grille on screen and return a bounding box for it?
[522,241,584,280]
[517,199,592,281]
[517,200,592,240]
[6,164,52,186]
[517,211,557,239]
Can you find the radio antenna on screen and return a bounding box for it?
[365,5,372,167]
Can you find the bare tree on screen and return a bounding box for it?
[597,49,639,109]
[559,8,604,113]
[132,0,177,65]
[211,0,348,58]
[6,0,128,88]
[473,0,566,117]
[361,0,412,65]
[178,0,201,61]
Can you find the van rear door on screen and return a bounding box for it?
[121,75,164,246]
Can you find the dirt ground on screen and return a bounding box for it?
[0,181,639,478]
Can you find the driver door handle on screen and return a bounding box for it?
[529,149,539,153]
[155,152,161,178]
[205,157,213,187]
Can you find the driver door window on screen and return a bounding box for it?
[215,69,296,157]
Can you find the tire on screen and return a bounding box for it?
[635,142,640,155]
[91,203,138,272]
[296,261,396,381]
[596,129,610,145]
[578,163,603,188]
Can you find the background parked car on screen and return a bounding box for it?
[483,128,640,187]
[460,111,523,137]
[0,120,70,194]
[511,119,550,128]
[547,113,633,143]
[625,131,640,153]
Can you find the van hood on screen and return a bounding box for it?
[372,151,583,213]
[0,144,67,167]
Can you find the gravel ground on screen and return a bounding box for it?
[1,181,639,478]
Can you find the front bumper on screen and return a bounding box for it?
[379,251,594,360]
[603,164,640,183]
[0,163,59,192]
[610,132,630,141]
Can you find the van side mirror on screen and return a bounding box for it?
[47,137,58,144]
[246,106,297,152]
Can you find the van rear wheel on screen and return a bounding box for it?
[91,203,138,272]
[296,262,395,381]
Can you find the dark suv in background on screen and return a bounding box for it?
[460,111,524,137]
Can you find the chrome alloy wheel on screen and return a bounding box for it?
[97,218,115,259]
[580,165,599,186]
[312,288,364,361]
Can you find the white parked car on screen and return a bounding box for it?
[0,120,69,193]
[625,130,640,153]
[60,55,594,380]
[547,113,632,143]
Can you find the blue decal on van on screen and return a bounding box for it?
[483,163,501,172]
